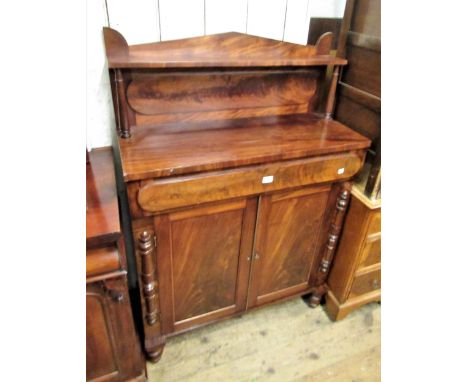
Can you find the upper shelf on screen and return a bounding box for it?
[104,28,347,69]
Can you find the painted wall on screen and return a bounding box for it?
[86,0,346,149]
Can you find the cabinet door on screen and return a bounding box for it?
[155,198,257,334]
[86,277,145,382]
[247,185,331,308]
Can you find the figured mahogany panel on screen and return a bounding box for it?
[119,114,371,181]
[86,294,118,381]
[127,71,319,125]
[155,199,257,334]
[247,186,330,308]
[137,153,364,214]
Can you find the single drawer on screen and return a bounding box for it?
[367,209,381,235]
[137,153,363,213]
[358,234,381,268]
[349,268,380,298]
[86,246,121,278]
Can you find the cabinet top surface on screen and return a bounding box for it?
[86,148,121,246]
[119,114,371,182]
[105,29,347,69]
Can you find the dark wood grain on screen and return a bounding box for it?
[307,182,351,307]
[248,186,331,308]
[119,114,370,181]
[136,153,364,214]
[86,278,146,382]
[127,70,320,124]
[104,28,347,69]
[155,199,257,334]
[103,26,371,364]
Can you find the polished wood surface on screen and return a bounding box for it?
[104,28,371,363]
[86,246,122,278]
[86,148,121,248]
[134,228,165,363]
[248,185,330,308]
[325,187,381,320]
[136,153,364,214]
[104,28,347,69]
[155,199,257,334]
[127,71,320,117]
[119,114,370,181]
[128,69,325,127]
[86,278,146,382]
[308,182,352,307]
[86,147,147,381]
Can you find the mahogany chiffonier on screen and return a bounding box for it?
[86,148,147,381]
[103,28,371,362]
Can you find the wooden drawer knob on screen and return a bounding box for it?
[372,279,379,290]
[109,290,124,303]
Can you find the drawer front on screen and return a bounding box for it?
[367,209,381,235]
[137,153,363,213]
[349,268,380,298]
[358,234,381,268]
[86,246,121,278]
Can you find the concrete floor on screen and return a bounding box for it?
[147,299,381,381]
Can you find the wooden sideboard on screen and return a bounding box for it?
[86,148,147,382]
[103,28,371,362]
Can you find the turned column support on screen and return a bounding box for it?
[137,230,166,362]
[325,65,340,120]
[115,69,131,139]
[309,183,351,307]
[138,231,159,325]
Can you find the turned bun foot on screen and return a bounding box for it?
[305,285,327,308]
[147,344,165,363]
[307,294,322,308]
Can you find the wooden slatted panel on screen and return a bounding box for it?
[159,0,204,41]
[247,0,288,41]
[205,0,248,34]
[106,0,161,44]
[283,0,310,45]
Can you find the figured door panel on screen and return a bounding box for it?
[248,185,330,308]
[86,278,144,382]
[86,291,119,381]
[155,198,257,334]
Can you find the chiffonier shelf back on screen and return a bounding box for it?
[104,27,347,141]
